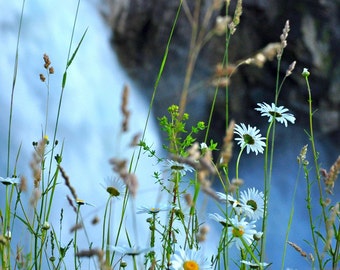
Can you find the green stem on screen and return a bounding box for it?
[235,146,245,181]
[103,197,112,266]
[110,189,129,264]
[280,164,302,270]
[304,74,326,269]
[74,203,82,270]
[7,0,26,178]
[305,165,322,269]
[260,120,274,261]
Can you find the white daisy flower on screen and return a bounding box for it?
[170,248,212,270]
[165,159,195,176]
[239,188,265,221]
[234,123,266,155]
[136,204,171,215]
[255,102,296,127]
[209,213,227,227]
[101,176,125,198]
[240,260,270,268]
[74,198,95,207]
[109,245,151,256]
[215,192,245,215]
[200,142,208,149]
[228,216,257,250]
[0,176,19,186]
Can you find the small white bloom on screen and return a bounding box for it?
[228,216,257,250]
[102,177,125,198]
[209,213,227,227]
[109,245,151,256]
[253,231,263,241]
[136,204,171,215]
[42,221,50,230]
[215,192,248,216]
[170,247,212,270]
[240,260,270,268]
[0,176,19,186]
[5,230,11,240]
[255,102,296,127]
[200,142,208,149]
[74,198,95,207]
[302,68,310,77]
[165,159,195,176]
[234,123,266,155]
[239,188,265,221]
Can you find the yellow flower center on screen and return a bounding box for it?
[106,187,120,197]
[149,207,160,213]
[232,225,245,237]
[183,260,199,270]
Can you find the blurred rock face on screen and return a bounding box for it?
[105,0,340,139]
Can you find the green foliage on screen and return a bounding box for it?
[159,104,206,156]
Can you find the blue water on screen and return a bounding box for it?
[0,1,338,269]
[0,0,164,267]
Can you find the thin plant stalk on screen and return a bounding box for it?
[7,0,26,178]
[280,164,302,270]
[303,71,327,268]
[260,119,274,260]
[133,0,183,176]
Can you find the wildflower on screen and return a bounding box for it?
[170,248,212,270]
[234,123,266,155]
[136,205,170,215]
[102,177,125,198]
[165,159,195,176]
[239,188,265,221]
[200,142,208,150]
[240,260,270,268]
[302,68,310,78]
[109,245,150,256]
[74,198,94,207]
[215,192,245,215]
[255,102,296,127]
[75,199,86,206]
[0,176,19,186]
[253,231,264,241]
[5,229,11,240]
[228,216,257,250]
[209,213,227,227]
[42,221,50,230]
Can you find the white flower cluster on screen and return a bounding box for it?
[234,103,295,155]
[210,188,264,249]
[210,188,269,268]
